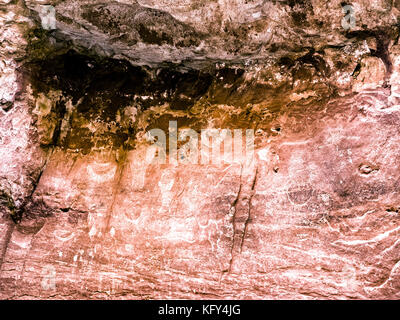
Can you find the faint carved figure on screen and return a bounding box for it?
[41,265,56,291]
[286,183,314,206]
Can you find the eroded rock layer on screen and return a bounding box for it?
[1,0,400,299]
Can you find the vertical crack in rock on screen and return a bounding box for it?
[227,166,259,272]
[240,167,259,254]
[0,222,15,271]
[227,165,243,273]
[14,150,53,223]
[171,182,186,216]
[47,99,67,149]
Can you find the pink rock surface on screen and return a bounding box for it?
[1,0,400,300]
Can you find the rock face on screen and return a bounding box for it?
[1,0,400,299]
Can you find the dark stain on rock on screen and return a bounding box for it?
[359,164,379,175]
[16,216,46,235]
[288,0,313,27]
[0,190,17,221]
[0,100,13,112]
[333,177,389,208]
[345,28,397,78]
[22,50,219,153]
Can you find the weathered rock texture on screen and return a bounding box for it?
[1,0,400,299]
